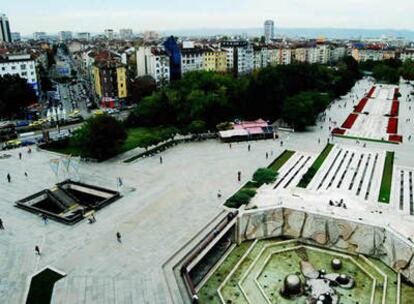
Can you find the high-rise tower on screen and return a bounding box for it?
[264,20,274,44]
[0,13,12,43]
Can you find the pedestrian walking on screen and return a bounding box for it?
[160,156,163,164]
[24,172,28,178]
[247,144,251,152]
[116,232,122,243]
[280,141,283,147]
[35,245,41,256]
[217,190,222,198]
[192,294,199,304]
[237,171,241,182]
[229,143,232,149]
[18,152,22,160]
[27,147,32,154]
[266,152,268,159]
[6,173,11,183]
[0,218,4,230]
[88,213,96,224]
[42,215,48,225]
[117,177,123,187]
[318,138,320,144]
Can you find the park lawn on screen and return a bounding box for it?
[378,151,394,204]
[268,150,295,172]
[297,143,334,188]
[119,127,172,153]
[45,143,82,156]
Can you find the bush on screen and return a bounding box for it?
[216,121,233,131]
[187,120,206,134]
[226,191,254,208]
[252,168,277,186]
[138,134,163,150]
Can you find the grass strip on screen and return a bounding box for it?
[224,150,296,209]
[378,151,394,204]
[333,134,399,145]
[267,150,295,172]
[297,143,334,188]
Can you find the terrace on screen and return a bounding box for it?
[333,85,403,144]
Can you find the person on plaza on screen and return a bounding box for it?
[192,294,199,304]
[118,177,123,187]
[6,173,11,183]
[237,171,241,182]
[42,215,48,225]
[160,156,163,164]
[229,143,232,149]
[35,245,41,256]
[19,152,22,160]
[27,147,32,154]
[318,138,321,144]
[24,172,28,178]
[266,152,268,159]
[0,218,4,230]
[116,232,122,243]
[217,190,222,198]
[88,213,96,224]
[247,144,251,152]
[280,141,283,147]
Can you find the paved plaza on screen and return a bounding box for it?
[1,78,414,303]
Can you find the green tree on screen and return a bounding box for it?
[0,75,37,119]
[282,91,329,130]
[129,76,157,104]
[72,115,127,160]
[400,60,414,81]
[187,120,206,134]
[373,64,400,84]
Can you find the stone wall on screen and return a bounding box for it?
[238,207,414,283]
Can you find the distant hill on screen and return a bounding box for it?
[162,27,414,40]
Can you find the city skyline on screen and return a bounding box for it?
[2,0,414,35]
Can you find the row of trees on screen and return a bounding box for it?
[360,59,414,84]
[126,57,361,131]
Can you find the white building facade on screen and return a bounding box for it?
[136,47,170,85]
[0,54,39,95]
[180,48,203,75]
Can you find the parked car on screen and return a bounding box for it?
[16,120,30,127]
[4,139,21,149]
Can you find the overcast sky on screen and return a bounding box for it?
[2,0,414,34]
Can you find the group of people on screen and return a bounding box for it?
[4,147,32,183]
[328,198,347,209]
